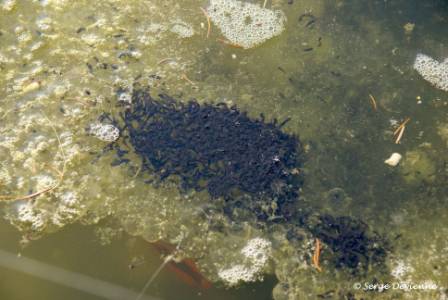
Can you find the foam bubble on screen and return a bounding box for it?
[15,202,46,231]
[89,123,120,142]
[218,237,272,286]
[413,53,448,92]
[207,0,286,49]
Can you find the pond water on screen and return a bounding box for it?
[1,0,447,299]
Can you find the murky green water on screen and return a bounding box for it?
[1,0,447,299]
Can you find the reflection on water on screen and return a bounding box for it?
[0,219,275,300]
[0,249,159,300]
[1,0,447,299]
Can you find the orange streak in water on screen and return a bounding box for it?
[150,241,212,289]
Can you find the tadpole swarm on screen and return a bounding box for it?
[119,85,303,220]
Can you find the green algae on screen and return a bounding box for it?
[400,145,437,184]
[1,1,448,300]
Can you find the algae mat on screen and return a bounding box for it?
[1,1,448,299]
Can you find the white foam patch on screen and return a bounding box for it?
[413,53,448,92]
[207,0,286,49]
[218,237,272,286]
[15,202,46,231]
[89,123,120,142]
[52,191,84,227]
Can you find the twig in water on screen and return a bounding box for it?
[393,117,410,144]
[181,73,196,86]
[368,94,377,111]
[199,7,211,39]
[157,58,176,65]
[312,238,322,272]
[263,0,268,8]
[393,117,410,136]
[132,165,142,178]
[395,126,406,144]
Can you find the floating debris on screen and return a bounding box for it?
[384,153,402,167]
[393,117,410,144]
[403,22,415,35]
[312,238,322,272]
[368,93,378,111]
[21,81,40,94]
[199,7,211,39]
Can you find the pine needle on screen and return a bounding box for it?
[312,238,322,272]
[393,117,410,144]
[393,117,410,136]
[157,58,176,65]
[368,94,377,111]
[199,7,211,39]
[181,73,196,86]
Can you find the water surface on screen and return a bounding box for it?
[1,1,447,299]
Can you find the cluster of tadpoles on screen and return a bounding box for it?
[119,86,303,221]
